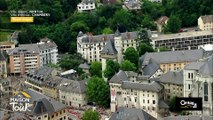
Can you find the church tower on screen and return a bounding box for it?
[114,29,123,64]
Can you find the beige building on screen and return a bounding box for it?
[139,49,206,73]
[155,71,183,100]
[9,44,40,75]
[58,79,87,108]
[156,16,169,32]
[198,15,213,31]
[0,41,15,53]
[0,51,7,78]
[109,70,169,119]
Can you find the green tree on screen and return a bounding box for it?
[90,62,102,77]
[82,109,99,120]
[87,77,110,108]
[158,47,169,52]
[163,15,181,33]
[137,28,151,45]
[141,15,157,30]
[124,47,139,66]
[102,27,113,34]
[0,0,7,10]
[120,60,136,71]
[59,54,83,70]
[104,60,120,80]
[169,96,181,112]
[138,43,154,56]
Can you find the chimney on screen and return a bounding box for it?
[104,36,107,41]
[127,32,131,39]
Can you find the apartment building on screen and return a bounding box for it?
[58,79,87,108]
[198,15,213,31]
[0,41,15,53]
[149,0,161,3]
[77,30,137,63]
[155,71,183,100]
[151,31,213,51]
[77,0,96,12]
[38,38,58,67]
[183,55,213,116]
[109,70,169,119]
[0,51,7,78]
[139,49,205,73]
[9,44,40,75]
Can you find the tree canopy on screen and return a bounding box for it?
[163,15,181,33]
[86,77,110,108]
[82,109,99,120]
[138,43,155,56]
[104,60,120,80]
[120,60,137,71]
[124,47,139,66]
[90,62,102,77]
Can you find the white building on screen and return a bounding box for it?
[37,38,58,67]
[109,70,169,119]
[77,0,96,12]
[183,55,213,116]
[149,0,161,3]
[198,15,213,31]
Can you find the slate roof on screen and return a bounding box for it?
[156,16,169,25]
[0,50,7,61]
[80,31,138,43]
[57,78,86,93]
[184,62,205,70]
[200,15,213,23]
[164,116,213,120]
[109,70,137,84]
[139,49,204,66]
[199,55,213,76]
[82,0,95,4]
[158,99,169,109]
[110,107,157,120]
[79,62,90,69]
[115,29,121,37]
[8,44,40,55]
[100,39,117,55]
[158,71,183,85]
[37,38,57,50]
[122,81,163,92]
[142,58,161,77]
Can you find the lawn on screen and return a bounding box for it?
[0,31,11,42]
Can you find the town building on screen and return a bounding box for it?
[77,30,137,64]
[8,44,40,75]
[79,62,90,74]
[57,78,87,108]
[109,70,169,119]
[0,51,7,78]
[198,15,213,31]
[123,0,141,11]
[183,55,213,115]
[155,16,169,32]
[37,38,58,67]
[155,71,183,100]
[0,41,15,53]
[149,0,161,3]
[164,115,213,120]
[151,31,213,51]
[109,107,157,120]
[139,49,205,73]
[77,0,96,12]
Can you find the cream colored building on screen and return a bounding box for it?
[58,79,87,108]
[155,16,169,32]
[77,0,96,12]
[183,56,213,116]
[109,70,169,119]
[0,41,15,53]
[139,49,206,73]
[198,15,213,31]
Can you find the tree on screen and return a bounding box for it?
[87,77,110,108]
[163,15,181,33]
[82,109,99,120]
[124,47,139,66]
[120,60,136,71]
[0,0,7,10]
[141,15,157,30]
[59,54,83,70]
[137,28,151,45]
[104,60,120,80]
[102,27,113,34]
[169,96,181,112]
[90,62,102,77]
[138,43,154,56]
[158,47,169,52]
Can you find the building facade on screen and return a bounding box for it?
[198,15,213,31]
[77,30,137,63]
[109,70,168,119]
[37,38,58,67]
[183,56,213,116]
[0,42,15,53]
[151,31,213,51]
[155,16,169,32]
[77,0,96,12]
[9,44,40,75]
[0,51,7,78]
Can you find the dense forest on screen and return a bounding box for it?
[0,0,213,53]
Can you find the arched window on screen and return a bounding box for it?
[204,82,208,101]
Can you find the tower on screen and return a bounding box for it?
[114,29,123,64]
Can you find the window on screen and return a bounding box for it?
[152,107,155,111]
[204,82,208,101]
[124,98,126,101]
[143,99,145,103]
[153,100,155,104]
[188,84,190,90]
[147,100,149,104]
[188,73,190,79]
[191,73,193,79]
